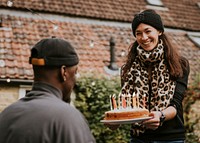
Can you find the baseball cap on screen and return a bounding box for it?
[29,37,79,67]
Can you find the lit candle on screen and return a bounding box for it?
[132,92,136,108]
[118,93,121,109]
[143,94,146,108]
[112,94,117,110]
[137,93,140,108]
[122,94,126,109]
[127,93,131,108]
[110,95,113,110]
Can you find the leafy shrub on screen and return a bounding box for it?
[74,75,130,143]
[184,85,200,143]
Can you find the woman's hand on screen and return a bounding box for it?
[142,111,161,130]
[142,106,177,130]
[104,123,120,130]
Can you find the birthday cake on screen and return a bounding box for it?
[104,93,149,120]
[104,108,149,120]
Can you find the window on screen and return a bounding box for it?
[187,33,200,48]
[197,2,200,9]
[146,0,168,11]
[146,0,164,7]
[18,85,32,99]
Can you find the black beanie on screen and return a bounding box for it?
[29,37,79,67]
[132,9,164,37]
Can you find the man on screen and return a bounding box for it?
[0,37,96,143]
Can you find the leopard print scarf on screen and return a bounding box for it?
[121,40,176,136]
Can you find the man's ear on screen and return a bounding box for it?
[61,65,67,82]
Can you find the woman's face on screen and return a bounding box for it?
[135,23,162,51]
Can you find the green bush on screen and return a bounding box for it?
[74,76,130,143]
[183,85,200,143]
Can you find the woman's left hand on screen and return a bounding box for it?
[142,111,161,130]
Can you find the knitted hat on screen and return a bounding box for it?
[132,9,164,37]
[29,37,79,67]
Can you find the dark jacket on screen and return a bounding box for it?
[133,60,190,141]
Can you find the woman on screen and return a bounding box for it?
[120,9,190,143]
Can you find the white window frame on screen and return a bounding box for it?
[146,0,168,11]
[18,85,32,99]
[187,32,200,48]
[146,0,164,6]
[197,2,200,9]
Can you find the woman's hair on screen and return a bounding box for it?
[121,33,188,84]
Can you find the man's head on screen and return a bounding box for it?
[29,37,79,103]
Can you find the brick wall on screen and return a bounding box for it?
[0,85,19,112]
[0,85,32,112]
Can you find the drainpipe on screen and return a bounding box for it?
[108,37,118,70]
